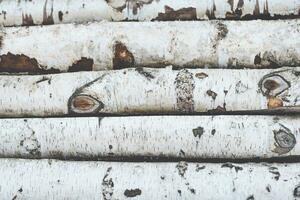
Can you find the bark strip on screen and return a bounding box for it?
[0,20,299,72]
[0,159,299,199]
[0,67,299,117]
[0,116,299,159]
[0,0,299,26]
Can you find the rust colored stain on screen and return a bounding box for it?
[42,0,54,25]
[58,11,63,21]
[72,96,97,111]
[155,6,197,21]
[267,97,283,109]
[22,13,34,26]
[0,52,60,73]
[113,42,134,69]
[68,57,93,72]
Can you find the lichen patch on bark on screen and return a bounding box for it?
[174,69,195,112]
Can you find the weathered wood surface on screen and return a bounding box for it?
[0,0,299,27]
[0,20,299,73]
[0,116,299,159]
[0,67,299,117]
[1,159,300,199]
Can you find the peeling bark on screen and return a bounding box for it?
[0,66,299,117]
[0,159,300,199]
[0,0,299,26]
[0,20,299,72]
[0,116,299,159]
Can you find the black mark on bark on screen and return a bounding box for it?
[124,188,142,198]
[221,163,243,172]
[193,127,204,139]
[269,167,280,180]
[68,57,93,72]
[58,11,63,21]
[273,124,296,155]
[43,0,54,25]
[155,6,197,21]
[113,42,134,69]
[135,67,154,80]
[102,167,114,200]
[22,14,34,26]
[195,164,205,172]
[207,90,217,100]
[176,161,188,177]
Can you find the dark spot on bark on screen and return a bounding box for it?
[12,195,17,200]
[102,167,114,200]
[247,195,254,200]
[58,11,63,21]
[293,71,300,76]
[253,0,260,15]
[224,90,228,95]
[20,130,41,157]
[57,179,60,183]
[0,52,60,74]
[113,42,134,69]
[176,161,188,177]
[1,10,7,20]
[227,0,234,12]
[217,22,228,39]
[195,72,208,79]
[273,125,296,155]
[43,0,54,25]
[175,69,195,112]
[206,2,216,19]
[0,35,2,48]
[179,149,185,157]
[135,67,154,80]
[177,190,181,196]
[109,145,113,150]
[254,54,261,65]
[189,188,196,194]
[82,3,85,8]
[195,164,205,172]
[160,176,165,180]
[35,76,51,84]
[126,0,153,15]
[207,90,217,100]
[221,163,243,172]
[18,188,23,193]
[263,0,271,17]
[22,13,34,26]
[269,167,280,180]
[49,150,64,158]
[155,6,197,21]
[266,185,271,192]
[211,129,216,135]
[124,189,142,198]
[193,127,204,139]
[208,105,226,113]
[264,80,280,91]
[294,185,300,197]
[68,57,93,72]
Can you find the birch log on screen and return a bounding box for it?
[0,116,299,159]
[1,159,300,199]
[0,0,299,27]
[0,20,299,73]
[0,67,299,117]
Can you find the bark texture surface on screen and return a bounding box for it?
[0,159,300,199]
[0,0,299,27]
[0,20,299,72]
[0,67,299,117]
[0,116,299,159]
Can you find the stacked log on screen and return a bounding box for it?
[0,0,299,27]
[0,20,299,73]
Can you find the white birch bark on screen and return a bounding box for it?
[0,20,299,72]
[0,159,300,199]
[0,67,299,117]
[0,0,299,27]
[0,115,299,159]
